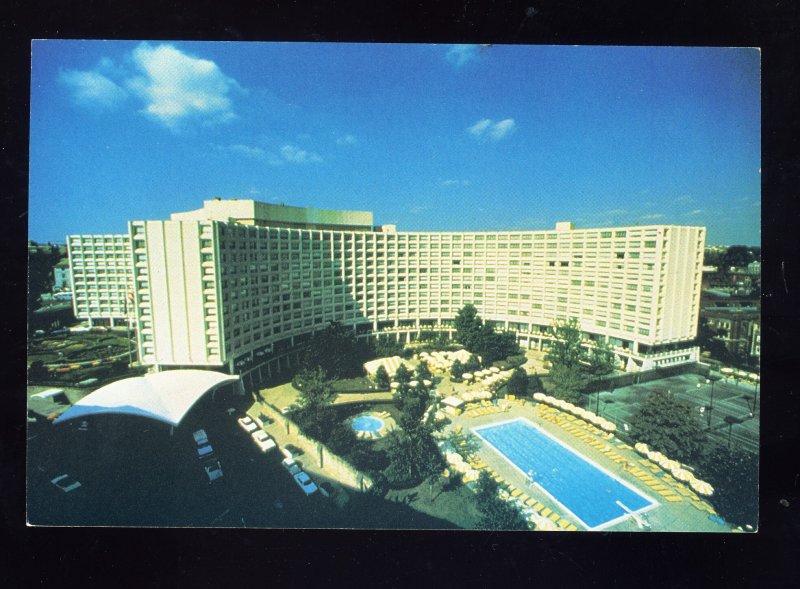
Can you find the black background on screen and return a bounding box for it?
[2,1,798,586]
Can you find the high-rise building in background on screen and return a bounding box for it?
[69,199,706,390]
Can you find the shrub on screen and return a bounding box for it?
[505,354,527,368]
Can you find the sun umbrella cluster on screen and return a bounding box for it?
[418,349,474,373]
[443,450,480,483]
[631,444,715,496]
[534,394,616,431]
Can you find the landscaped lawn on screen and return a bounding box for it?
[330,376,380,393]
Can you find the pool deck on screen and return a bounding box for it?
[446,400,729,532]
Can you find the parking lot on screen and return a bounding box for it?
[26,390,456,529]
[590,373,759,455]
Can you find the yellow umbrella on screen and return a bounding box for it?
[634,443,650,454]
[690,479,714,496]
[662,459,682,472]
[535,517,558,531]
[671,468,694,482]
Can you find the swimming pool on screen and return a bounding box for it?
[351,415,385,433]
[473,418,656,530]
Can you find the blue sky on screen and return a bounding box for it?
[29,42,761,245]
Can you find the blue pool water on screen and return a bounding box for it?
[351,415,384,433]
[474,418,656,530]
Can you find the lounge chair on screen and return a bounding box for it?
[541,507,552,518]
[567,524,578,531]
[558,519,570,529]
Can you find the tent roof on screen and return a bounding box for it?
[53,370,239,427]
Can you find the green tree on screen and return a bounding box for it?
[506,367,529,397]
[295,367,336,410]
[27,360,50,382]
[699,447,758,528]
[528,371,543,393]
[722,245,755,270]
[374,364,391,390]
[587,339,615,376]
[547,363,588,404]
[465,354,481,374]
[374,337,404,358]
[384,425,444,487]
[546,317,585,370]
[27,244,66,327]
[434,332,450,348]
[473,472,527,530]
[394,363,412,384]
[415,360,432,382]
[628,390,706,464]
[302,321,365,378]
[450,359,465,380]
[454,304,483,350]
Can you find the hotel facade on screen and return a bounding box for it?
[69,199,705,390]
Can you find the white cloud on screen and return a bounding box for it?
[445,45,479,67]
[468,119,492,137]
[336,134,357,146]
[59,43,242,130]
[672,195,694,204]
[441,179,471,187]
[640,213,665,220]
[605,209,629,216]
[490,118,516,140]
[218,144,267,159]
[60,69,127,109]
[409,205,430,215]
[467,118,516,141]
[686,209,705,216]
[280,144,323,164]
[127,43,241,128]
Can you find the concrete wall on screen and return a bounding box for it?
[258,402,374,493]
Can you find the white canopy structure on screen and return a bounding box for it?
[53,370,240,427]
[363,356,412,377]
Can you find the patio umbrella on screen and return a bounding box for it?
[534,517,558,531]
[690,479,714,496]
[423,379,432,387]
[533,392,546,401]
[409,380,419,387]
[490,367,500,373]
[647,451,666,463]
[634,442,650,454]
[662,459,681,472]
[671,468,694,482]
[390,382,399,389]
[462,373,472,381]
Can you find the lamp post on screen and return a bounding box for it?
[724,415,743,450]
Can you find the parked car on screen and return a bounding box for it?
[203,459,224,482]
[292,471,318,495]
[197,444,214,458]
[193,429,209,446]
[254,413,273,427]
[51,474,81,493]
[251,429,276,452]
[281,457,301,476]
[237,416,258,433]
[285,444,304,457]
[318,482,335,498]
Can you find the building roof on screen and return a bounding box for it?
[53,369,239,427]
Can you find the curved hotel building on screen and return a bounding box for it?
[68,199,705,390]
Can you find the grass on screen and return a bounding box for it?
[330,376,380,393]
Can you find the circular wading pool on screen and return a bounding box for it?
[351,415,385,433]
